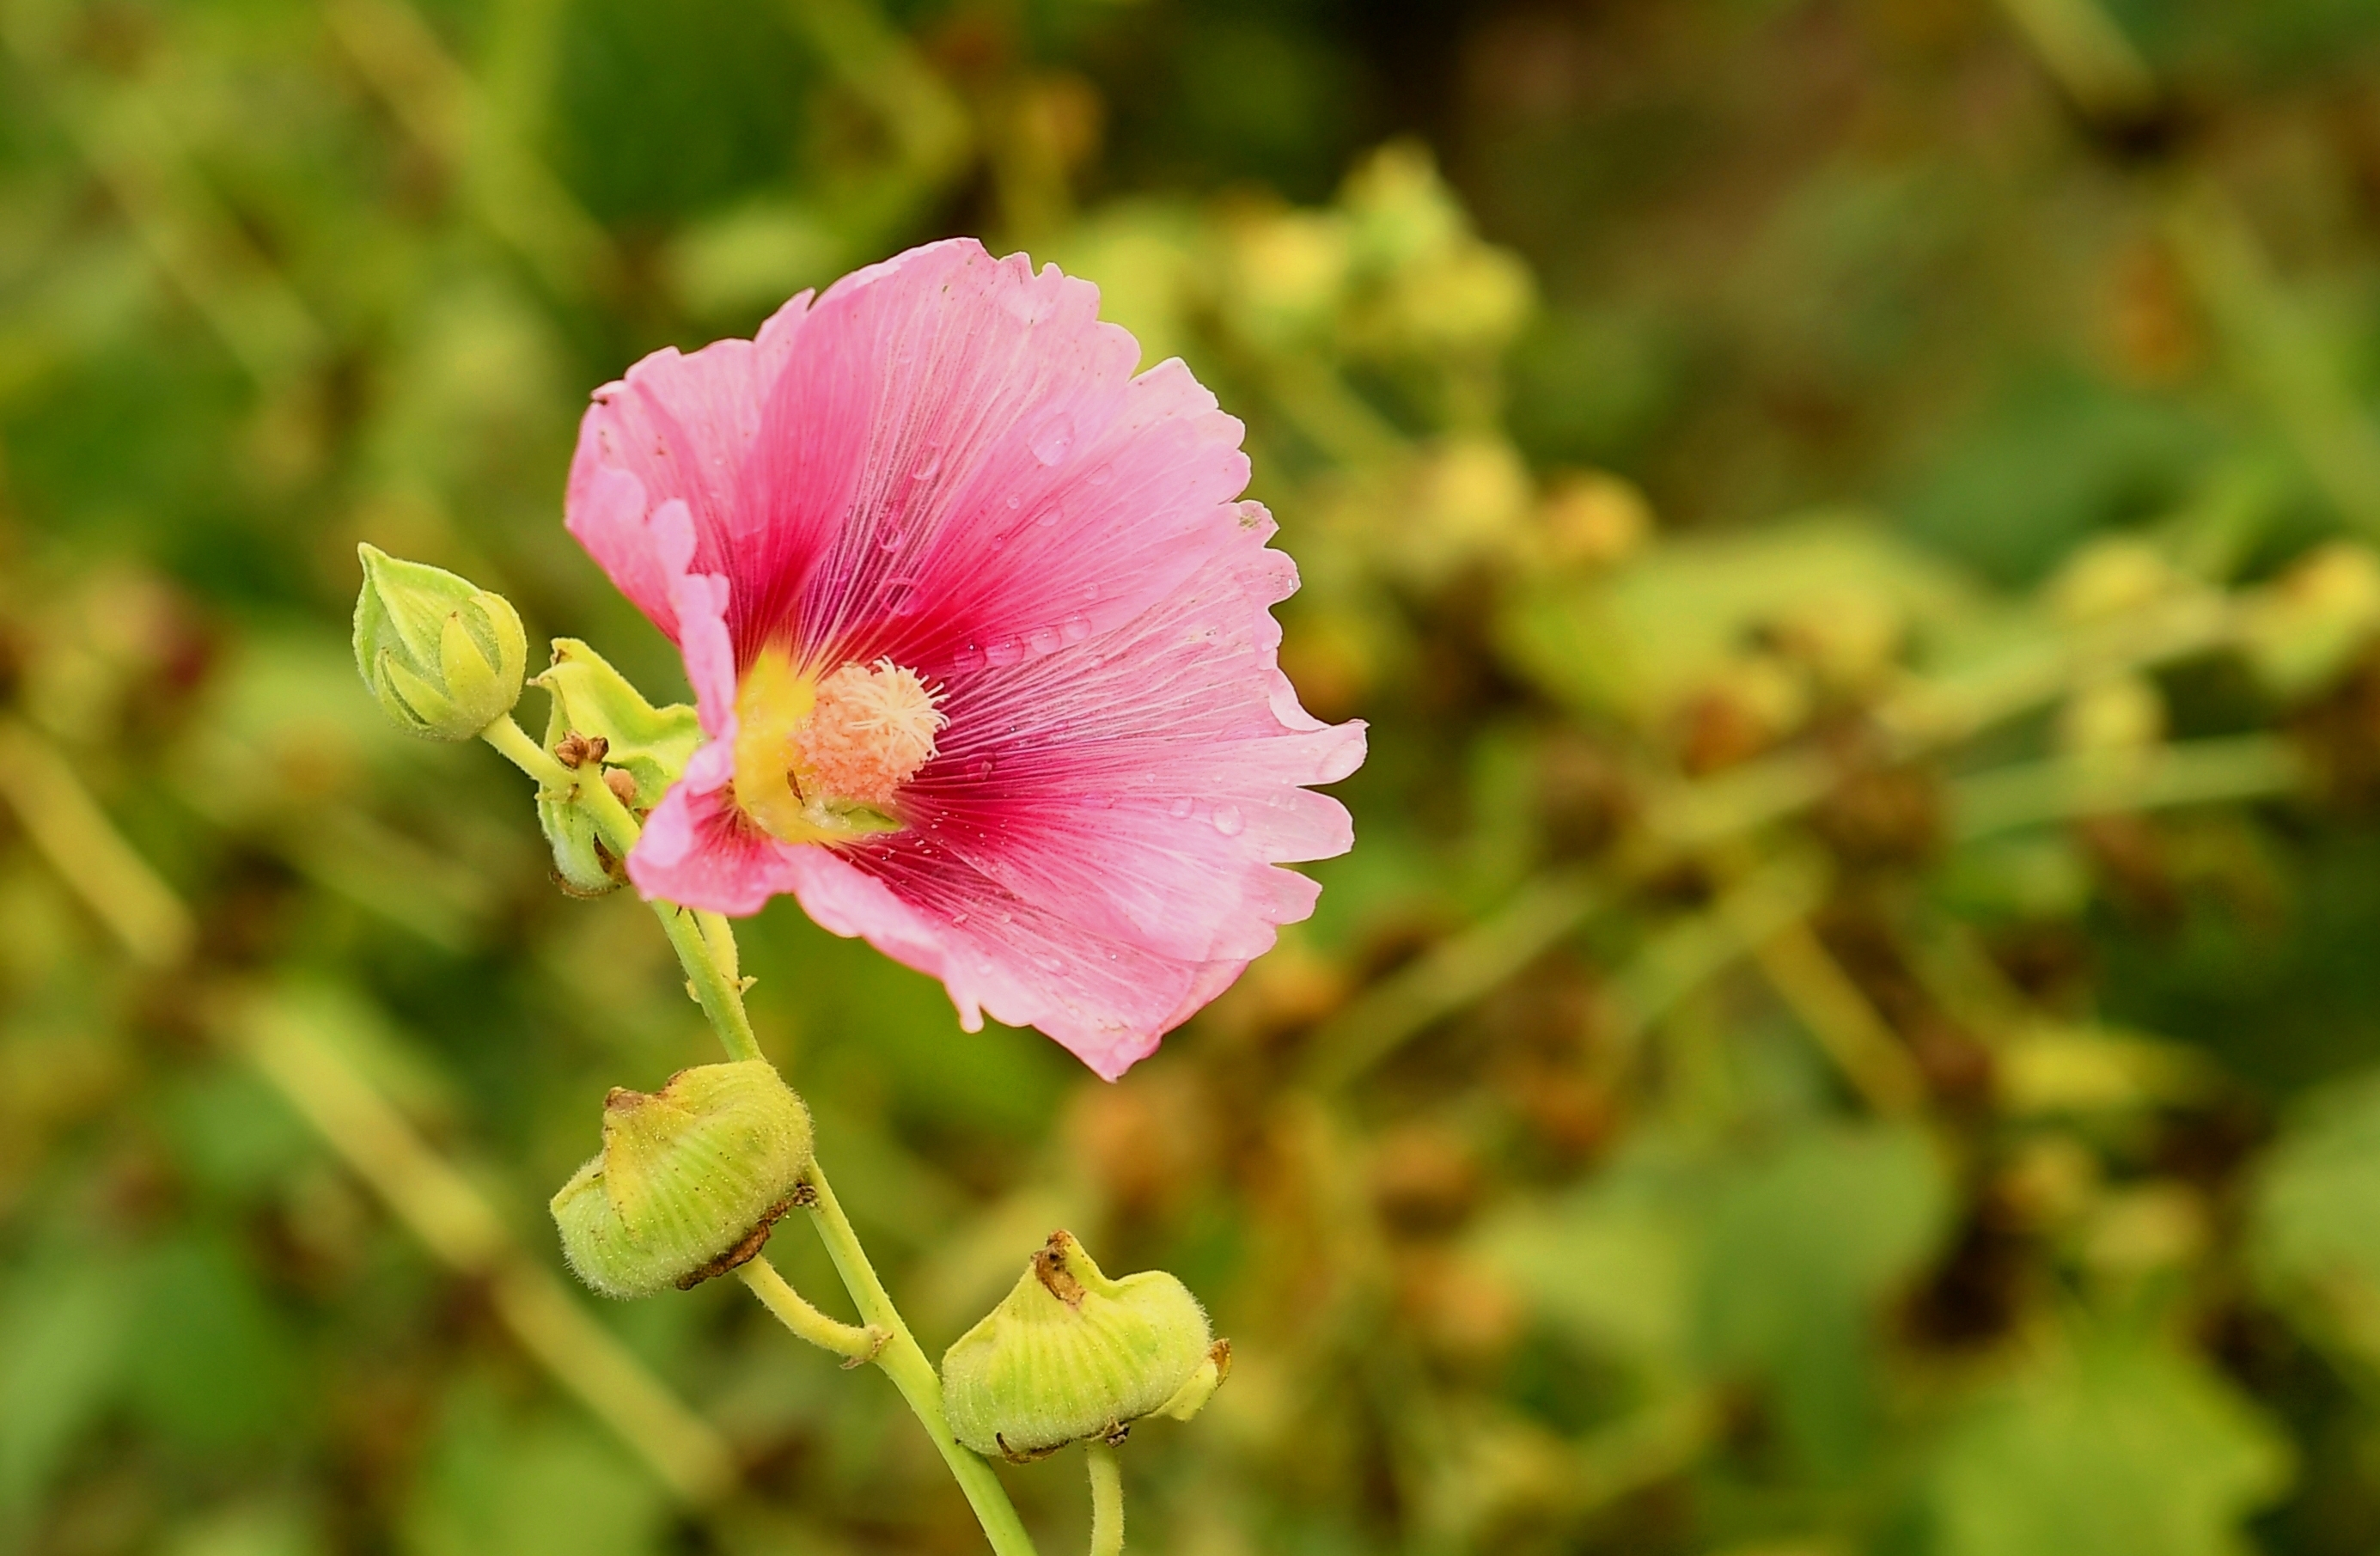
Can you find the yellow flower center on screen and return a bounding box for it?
[733,650,946,844]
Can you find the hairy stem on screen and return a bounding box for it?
[1085,1441,1124,1556]
[481,715,764,1061]
[736,1257,887,1366]
[804,1161,1042,1556]
[507,718,1040,1553]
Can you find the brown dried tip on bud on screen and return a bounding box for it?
[604,767,640,807]
[554,730,610,769]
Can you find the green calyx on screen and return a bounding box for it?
[942,1230,1226,1462]
[531,638,702,894]
[550,1061,815,1299]
[352,544,528,741]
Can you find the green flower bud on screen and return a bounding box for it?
[352,544,528,740]
[942,1231,1224,1461]
[550,1061,814,1299]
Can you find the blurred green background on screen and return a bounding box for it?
[12,0,2380,1553]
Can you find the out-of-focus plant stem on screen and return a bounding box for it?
[485,712,1044,1555]
[0,716,741,1506]
[0,716,194,967]
[240,994,740,1504]
[1084,1441,1123,1556]
[1303,871,1602,1090]
[805,1162,1043,1556]
[1950,734,2307,841]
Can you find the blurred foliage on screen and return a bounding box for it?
[12,1,2380,1553]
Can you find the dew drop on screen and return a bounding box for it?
[1005,493,1022,510]
[984,638,1025,668]
[1087,463,1113,486]
[1212,804,1244,837]
[1034,504,1062,528]
[969,756,997,782]
[876,527,906,552]
[1169,797,1194,819]
[1029,412,1075,467]
[1027,626,1060,656]
[1060,616,1093,644]
[952,645,987,674]
[911,450,941,481]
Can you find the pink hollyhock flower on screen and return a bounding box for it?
[564,238,1364,1079]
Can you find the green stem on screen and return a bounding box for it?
[481,712,572,788]
[737,1256,887,1366]
[485,709,1039,1552]
[485,718,1042,1556]
[1085,1441,1124,1556]
[654,904,765,1064]
[804,1161,1042,1556]
[481,714,763,1061]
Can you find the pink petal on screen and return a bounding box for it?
[567,294,812,632]
[897,506,1364,963]
[781,842,1237,1081]
[626,782,807,917]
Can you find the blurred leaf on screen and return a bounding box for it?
[1499,514,1980,724]
[125,1234,302,1452]
[404,1383,666,1556]
[0,1253,134,1527]
[1695,1122,1951,1471]
[1925,1336,2291,1556]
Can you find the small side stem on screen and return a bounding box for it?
[737,1256,887,1366]
[1085,1441,1124,1556]
[481,714,763,1061]
[481,712,572,788]
[805,1162,1042,1556]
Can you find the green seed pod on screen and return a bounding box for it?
[550,1061,814,1299]
[942,1231,1222,1461]
[352,544,528,740]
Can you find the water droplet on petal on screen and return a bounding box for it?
[1060,616,1093,644]
[1029,412,1074,467]
[911,450,941,481]
[1005,493,1022,510]
[1212,804,1244,837]
[984,638,1025,668]
[877,527,906,552]
[1087,463,1113,486]
[969,756,996,782]
[1034,504,1061,528]
[952,645,988,674]
[1027,626,1059,656]
[1169,797,1194,819]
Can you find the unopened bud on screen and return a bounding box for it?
[352,545,527,740]
[942,1231,1221,1461]
[550,1061,814,1298]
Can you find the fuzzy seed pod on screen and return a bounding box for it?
[942,1230,1223,1461]
[550,1061,814,1299]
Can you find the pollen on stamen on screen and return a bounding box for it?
[794,658,948,806]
